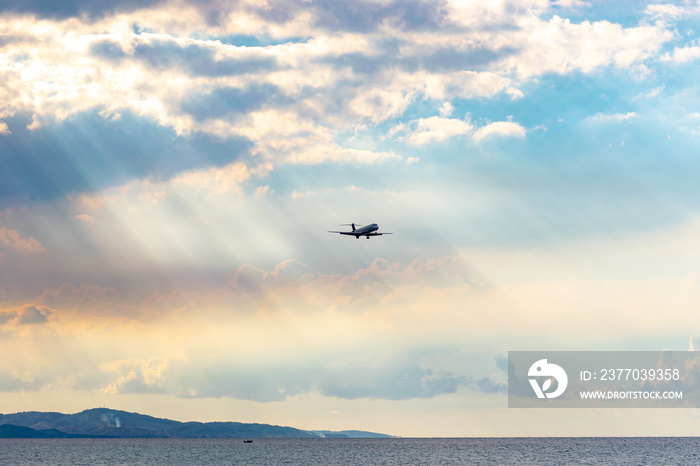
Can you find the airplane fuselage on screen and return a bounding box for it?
[339,223,379,238]
[354,223,379,236]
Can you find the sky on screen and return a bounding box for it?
[2,0,700,437]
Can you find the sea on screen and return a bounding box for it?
[1,437,698,465]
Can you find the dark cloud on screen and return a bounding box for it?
[0,370,29,391]
[0,112,251,204]
[0,305,52,326]
[475,376,507,394]
[252,0,449,33]
[405,46,515,72]
[89,40,127,60]
[16,305,51,325]
[319,53,389,76]
[0,365,62,392]
[130,39,280,77]
[103,347,469,402]
[318,43,514,76]
[0,0,163,19]
[316,357,468,400]
[180,84,287,120]
[175,0,451,33]
[495,356,508,372]
[228,261,317,296]
[90,37,281,77]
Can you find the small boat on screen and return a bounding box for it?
[243,440,253,443]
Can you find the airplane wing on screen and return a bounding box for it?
[327,231,358,235]
[366,232,393,236]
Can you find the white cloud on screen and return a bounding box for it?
[255,186,272,197]
[230,110,402,165]
[646,85,664,99]
[506,87,524,100]
[291,190,314,199]
[393,115,528,144]
[398,116,474,145]
[473,121,526,142]
[439,102,454,117]
[689,335,700,351]
[500,15,671,78]
[551,0,590,7]
[588,112,638,123]
[172,161,252,197]
[663,45,700,63]
[645,3,700,24]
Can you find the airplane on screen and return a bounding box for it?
[328,223,393,239]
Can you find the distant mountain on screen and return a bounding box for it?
[0,408,392,439]
[0,424,56,438]
[0,424,107,438]
[310,430,396,439]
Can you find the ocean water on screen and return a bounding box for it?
[1,437,699,465]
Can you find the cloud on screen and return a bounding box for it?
[0,227,45,253]
[475,376,507,394]
[172,161,252,196]
[472,121,526,142]
[100,356,170,395]
[16,305,52,325]
[0,369,32,391]
[494,356,508,372]
[0,304,52,326]
[35,282,122,314]
[439,102,454,117]
[587,112,638,123]
[11,254,478,323]
[229,260,317,296]
[551,0,590,7]
[398,116,474,145]
[75,214,95,223]
[0,112,252,202]
[0,0,162,19]
[99,347,469,401]
[645,86,664,99]
[0,0,674,192]
[663,45,700,64]
[6,248,700,403]
[645,3,700,24]
[129,36,281,78]
[506,87,524,100]
[291,190,313,199]
[690,335,700,351]
[500,15,671,78]
[394,115,527,145]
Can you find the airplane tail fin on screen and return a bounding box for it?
[339,223,361,232]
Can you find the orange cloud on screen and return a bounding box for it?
[0,227,45,253]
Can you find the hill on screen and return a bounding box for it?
[0,408,391,439]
